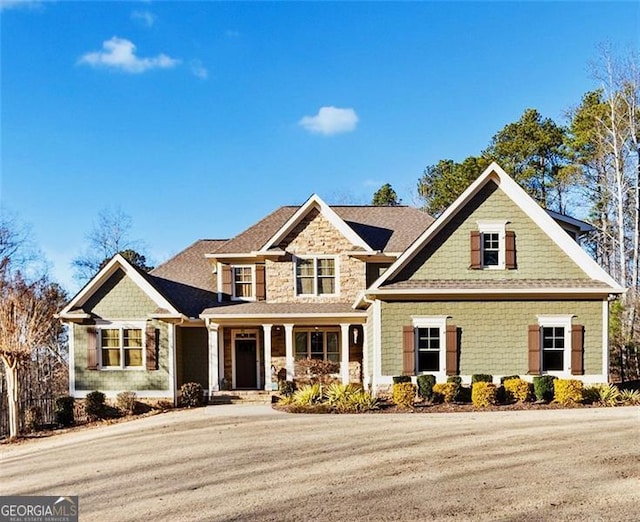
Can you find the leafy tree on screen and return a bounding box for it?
[72,207,152,281]
[483,108,572,212]
[417,156,489,216]
[372,183,401,206]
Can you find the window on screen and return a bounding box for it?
[542,327,564,371]
[411,316,448,375]
[294,329,340,362]
[417,327,440,372]
[233,266,253,299]
[537,315,573,374]
[482,232,500,267]
[471,221,516,270]
[295,257,337,296]
[100,327,144,368]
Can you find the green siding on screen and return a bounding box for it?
[84,269,158,318]
[73,320,171,392]
[380,300,603,376]
[396,181,587,282]
[364,306,374,383]
[176,327,208,389]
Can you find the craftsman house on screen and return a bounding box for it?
[59,163,624,401]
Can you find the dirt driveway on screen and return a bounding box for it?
[1,405,638,521]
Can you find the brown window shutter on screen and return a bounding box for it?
[402,325,415,376]
[505,231,516,269]
[470,231,481,269]
[445,325,458,375]
[528,325,541,375]
[255,264,266,301]
[571,325,584,375]
[87,327,98,370]
[222,265,232,300]
[146,325,158,371]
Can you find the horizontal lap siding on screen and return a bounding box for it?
[380,300,603,376]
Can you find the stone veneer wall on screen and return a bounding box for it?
[379,299,603,377]
[266,208,366,303]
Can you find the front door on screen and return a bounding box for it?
[235,336,258,389]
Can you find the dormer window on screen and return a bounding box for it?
[295,256,337,296]
[233,266,254,299]
[470,221,516,270]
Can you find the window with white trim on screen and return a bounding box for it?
[233,266,254,299]
[295,257,337,296]
[412,317,448,374]
[478,221,507,269]
[100,327,144,368]
[294,329,340,362]
[537,315,572,374]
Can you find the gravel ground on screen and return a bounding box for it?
[1,405,639,521]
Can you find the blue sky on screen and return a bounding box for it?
[1,1,639,293]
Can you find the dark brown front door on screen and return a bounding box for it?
[235,339,257,388]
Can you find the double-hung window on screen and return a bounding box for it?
[537,315,572,374]
[294,329,340,362]
[100,326,144,369]
[477,221,507,269]
[412,317,448,375]
[295,257,337,296]
[233,266,254,299]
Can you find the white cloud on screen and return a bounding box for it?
[299,106,359,135]
[131,10,156,27]
[190,59,208,79]
[78,37,180,74]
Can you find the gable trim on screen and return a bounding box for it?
[258,194,374,253]
[369,162,624,293]
[59,254,181,319]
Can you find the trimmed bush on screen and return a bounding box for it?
[180,382,205,408]
[416,374,436,401]
[54,396,75,427]
[503,378,531,403]
[392,375,412,384]
[533,375,556,402]
[433,382,457,403]
[471,374,493,384]
[472,382,498,408]
[392,382,416,408]
[278,380,296,398]
[116,391,137,415]
[500,375,521,384]
[85,391,107,420]
[554,379,583,405]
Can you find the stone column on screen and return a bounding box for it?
[284,323,294,382]
[208,322,220,395]
[263,324,273,391]
[340,323,350,385]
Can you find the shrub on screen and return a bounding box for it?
[471,374,493,384]
[554,379,583,405]
[533,375,556,402]
[116,391,137,415]
[180,382,205,408]
[392,375,412,384]
[619,389,640,406]
[596,384,621,406]
[25,405,43,433]
[278,380,296,398]
[392,382,416,408]
[296,358,340,384]
[54,396,75,427]
[472,382,498,408]
[500,375,520,384]
[325,383,359,406]
[292,383,323,406]
[85,391,107,420]
[344,390,380,412]
[433,382,457,403]
[503,378,531,403]
[582,385,603,404]
[416,374,436,401]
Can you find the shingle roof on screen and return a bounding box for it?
[149,239,227,317]
[379,279,613,290]
[201,302,365,317]
[212,204,433,254]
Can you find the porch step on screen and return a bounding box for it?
[209,391,274,405]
